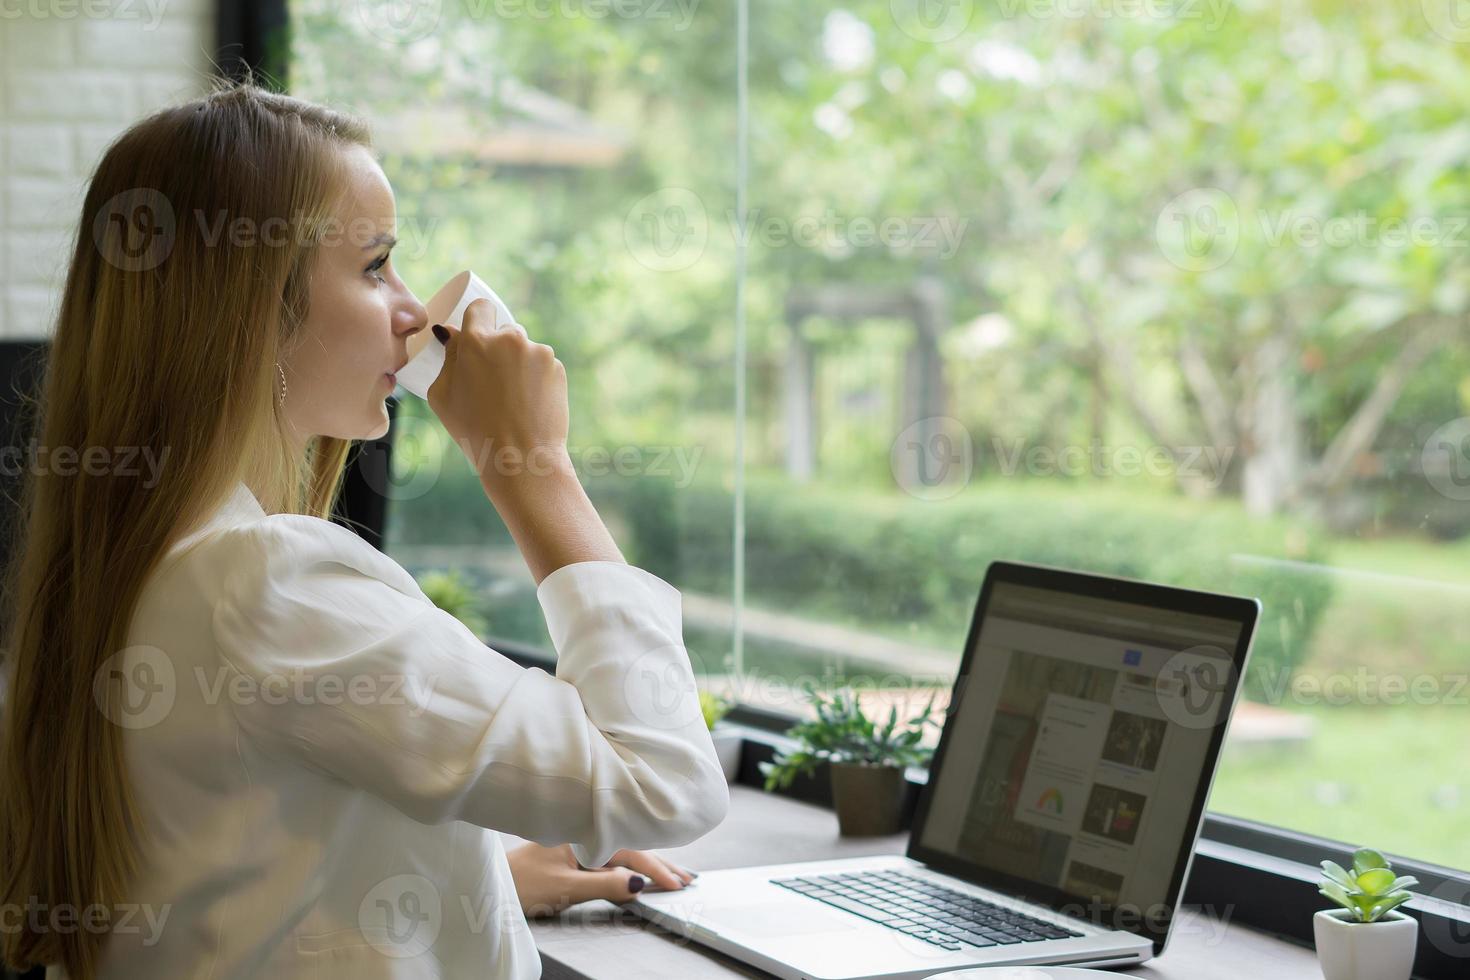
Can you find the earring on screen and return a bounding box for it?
[276,362,287,408]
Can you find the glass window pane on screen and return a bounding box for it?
[291,0,741,673]
[293,0,1470,872]
[732,1,1468,872]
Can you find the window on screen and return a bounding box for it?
[291,0,1470,875]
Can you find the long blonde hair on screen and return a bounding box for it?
[0,76,373,979]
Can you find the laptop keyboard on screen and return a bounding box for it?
[770,870,1084,952]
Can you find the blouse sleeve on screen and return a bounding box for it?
[208,514,729,868]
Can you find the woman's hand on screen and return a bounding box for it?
[427,300,571,495]
[428,302,625,584]
[506,842,697,918]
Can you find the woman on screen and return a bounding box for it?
[0,78,728,979]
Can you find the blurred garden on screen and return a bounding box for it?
[292,0,1470,869]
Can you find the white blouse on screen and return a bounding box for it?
[58,480,728,979]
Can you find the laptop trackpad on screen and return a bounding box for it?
[708,902,857,938]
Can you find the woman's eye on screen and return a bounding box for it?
[367,253,390,283]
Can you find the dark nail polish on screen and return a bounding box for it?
[432,324,449,345]
[628,875,646,893]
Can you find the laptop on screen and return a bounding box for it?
[631,561,1260,980]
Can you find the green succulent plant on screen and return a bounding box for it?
[1318,847,1418,923]
[759,683,943,792]
[416,569,489,638]
[700,690,733,731]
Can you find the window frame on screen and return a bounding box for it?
[215,0,290,89]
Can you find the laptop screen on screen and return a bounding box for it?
[910,566,1254,949]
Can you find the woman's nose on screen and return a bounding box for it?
[397,293,429,337]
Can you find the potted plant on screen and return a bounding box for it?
[416,569,489,638]
[1314,846,1419,980]
[700,689,743,782]
[759,684,942,837]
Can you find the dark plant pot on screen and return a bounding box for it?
[710,726,743,782]
[830,762,907,837]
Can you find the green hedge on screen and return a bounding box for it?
[584,474,1334,702]
[389,464,1334,702]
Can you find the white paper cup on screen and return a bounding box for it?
[394,269,518,400]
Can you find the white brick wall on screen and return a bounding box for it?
[0,2,214,339]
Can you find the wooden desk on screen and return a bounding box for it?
[527,786,1321,979]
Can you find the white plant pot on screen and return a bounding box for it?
[710,727,743,782]
[1313,908,1417,980]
